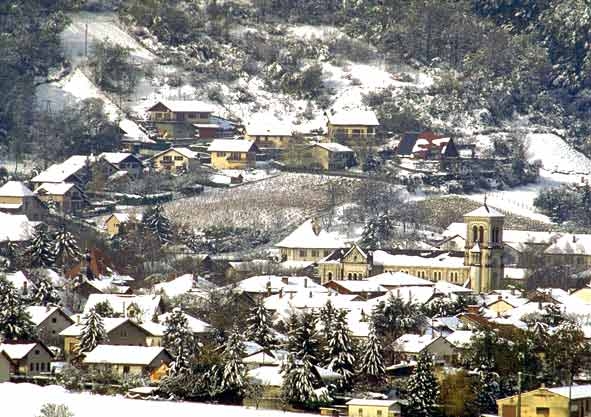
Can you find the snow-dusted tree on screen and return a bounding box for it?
[246,298,277,349]
[77,309,107,354]
[326,309,356,389]
[37,403,74,417]
[220,327,247,394]
[53,227,81,267]
[163,308,195,375]
[142,204,173,244]
[27,224,55,268]
[358,322,386,384]
[473,362,500,415]
[318,299,337,345]
[29,270,60,305]
[93,300,117,317]
[285,311,321,365]
[281,354,318,407]
[406,351,440,417]
[0,274,36,340]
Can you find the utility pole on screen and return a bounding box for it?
[517,371,522,417]
[84,23,88,57]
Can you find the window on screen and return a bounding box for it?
[479,226,484,243]
[472,225,478,243]
[299,250,306,258]
[187,112,197,118]
[536,407,550,417]
[217,152,226,157]
[377,411,383,417]
[123,365,130,374]
[35,363,39,371]
[348,273,352,279]
[324,250,331,257]
[230,152,241,160]
[35,350,40,355]
[51,318,57,323]
[30,363,34,371]
[174,156,184,161]
[327,272,333,281]
[311,250,319,257]
[353,273,358,279]
[162,155,172,162]
[40,363,45,372]
[199,112,209,119]
[121,329,128,337]
[358,409,363,417]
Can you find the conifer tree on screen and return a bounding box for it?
[0,275,36,340]
[281,354,318,407]
[30,271,60,306]
[406,351,440,417]
[246,298,277,349]
[473,361,500,415]
[163,308,195,375]
[221,327,247,394]
[53,227,81,267]
[142,204,173,244]
[318,299,337,345]
[27,224,55,268]
[286,311,321,365]
[78,309,107,354]
[358,322,386,384]
[326,309,355,389]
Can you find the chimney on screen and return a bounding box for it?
[311,218,321,236]
[266,281,272,297]
[538,300,543,310]
[309,291,313,298]
[511,287,516,296]
[397,288,401,298]
[76,314,80,324]
[290,292,294,300]
[304,278,308,288]
[279,288,283,298]
[281,276,289,285]
[498,295,502,301]
[22,280,28,295]
[573,235,577,243]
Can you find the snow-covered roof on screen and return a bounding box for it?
[150,100,216,113]
[346,399,400,407]
[327,280,387,293]
[158,312,212,334]
[544,235,591,255]
[504,267,529,280]
[372,250,466,268]
[314,142,354,153]
[367,271,434,288]
[83,294,162,322]
[83,345,170,366]
[463,205,504,218]
[60,318,139,337]
[151,147,198,161]
[445,330,475,348]
[0,213,38,242]
[242,351,280,366]
[434,280,473,295]
[248,365,283,386]
[549,385,591,400]
[207,139,255,153]
[393,334,439,354]
[276,219,349,249]
[328,109,379,126]
[35,182,77,196]
[234,275,325,294]
[6,271,31,290]
[154,274,215,298]
[25,306,67,326]
[99,152,137,165]
[0,181,34,197]
[245,123,293,137]
[264,292,355,315]
[0,343,41,360]
[31,155,95,184]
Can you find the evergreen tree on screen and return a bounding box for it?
[163,308,195,375]
[30,271,60,306]
[220,328,247,394]
[142,204,173,244]
[318,299,338,347]
[473,362,500,415]
[53,227,81,267]
[0,275,36,340]
[281,354,318,407]
[326,309,355,390]
[27,224,55,268]
[358,322,386,384]
[93,300,117,317]
[246,298,277,349]
[285,311,321,365]
[78,309,107,354]
[406,351,440,417]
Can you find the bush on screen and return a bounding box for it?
[37,403,74,417]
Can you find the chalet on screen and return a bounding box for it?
[149,147,199,173]
[0,351,13,382]
[83,345,172,381]
[276,219,349,262]
[99,152,143,178]
[396,131,459,159]
[393,334,456,365]
[0,181,45,219]
[31,155,119,188]
[497,385,591,417]
[0,342,54,376]
[25,306,75,347]
[104,212,141,237]
[346,399,404,417]
[146,100,216,139]
[310,142,355,170]
[207,139,258,170]
[327,109,380,142]
[34,182,86,214]
[244,123,293,149]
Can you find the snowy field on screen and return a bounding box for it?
[0,383,316,417]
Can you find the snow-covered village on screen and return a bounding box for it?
[5,1,591,417]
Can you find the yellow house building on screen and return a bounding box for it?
[327,109,380,142]
[83,345,172,380]
[311,142,355,170]
[207,139,257,170]
[146,100,216,139]
[149,147,200,173]
[346,399,403,417]
[34,182,86,214]
[276,219,349,262]
[244,124,293,149]
[104,213,141,237]
[0,181,45,218]
[497,385,591,417]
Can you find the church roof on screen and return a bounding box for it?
[464,205,504,218]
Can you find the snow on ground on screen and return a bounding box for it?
[526,133,591,175]
[0,383,316,417]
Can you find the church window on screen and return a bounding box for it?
[327,272,333,281]
[472,226,478,243]
[479,226,484,243]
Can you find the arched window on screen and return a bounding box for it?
[327,272,333,281]
[353,273,358,280]
[479,226,484,243]
[472,225,478,243]
[348,273,352,280]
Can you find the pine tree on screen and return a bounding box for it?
[53,227,81,267]
[406,351,440,417]
[0,274,36,340]
[163,308,195,375]
[142,204,173,244]
[27,224,55,268]
[473,362,500,415]
[246,298,277,349]
[358,322,386,384]
[326,309,356,390]
[318,299,337,347]
[221,328,247,394]
[285,311,321,365]
[93,300,117,317]
[281,354,318,407]
[30,271,60,306]
[78,309,107,354]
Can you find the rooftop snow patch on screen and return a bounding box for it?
[0,181,34,197]
[463,205,504,218]
[327,109,379,126]
[314,142,354,153]
[83,345,169,366]
[276,219,350,249]
[149,100,216,113]
[0,213,38,242]
[208,139,255,153]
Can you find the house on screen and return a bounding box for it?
[346,399,404,417]
[244,123,293,149]
[31,155,118,188]
[146,100,216,139]
[0,351,13,382]
[0,181,45,219]
[395,132,459,159]
[34,182,87,214]
[233,275,327,299]
[60,317,161,356]
[0,342,54,376]
[207,139,258,170]
[318,244,371,283]
[393,334,457,365]
[83,345,172,381]
[99,152,143,178]
[367,272,435,290]
[104,212,141,237]
[326,109,380,142]
[310,142,355,170]
[157,312,212,336]
[83,294,164,323]
[323,280,387,299]
[26,306,75,347]
[497,385,591,417]
[0,213,39,246]
[149,147,200,173]
[276,219,350,262]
